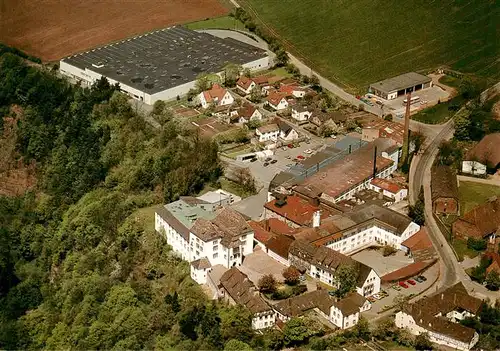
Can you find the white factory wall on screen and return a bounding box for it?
[61,55,270,105]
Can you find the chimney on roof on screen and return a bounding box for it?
[309,197,320,207]
[313,210,321,228]
[265,219,270,232]
[373,146,378,179]
[441,293,444,300]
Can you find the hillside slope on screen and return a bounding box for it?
[241,0,499,90]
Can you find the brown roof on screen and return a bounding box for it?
[266,92,288,106]
[191,207,252,246]
[237,103,257,119]
[333,292,366,316]
[311,246,355,273]
[257,123,280,134]
[401,227,436,261]
[431,165,459,201]
[289,239,318,262]
[465,133,500,167]
[362,119,405,145]
[219,267,272,314]
[249,221,274,244]
[191,257,212,270]
[236,76,254,90]
[295,139,396,200]
[402,282,482,343]
[453,197,500,239]
[266,235,295,260]
[381,260,435,282]
[264,195,333,226]
[273,289,334,317]
[370,178,404,194]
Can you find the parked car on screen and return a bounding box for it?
[328,291,336,296]
[286,163,294,167]
[399,281,409,289]
[288,144,294,148]
[417,275,427,282]
[263,162,269,167]
[282,146,287,151]
[286,155,292,159]
[270,159,277,164]
[265,157,272,162]
[304,149,313,154]
[415,276,424,283]
[250,157,257,162]
[305,140,311,144]
[392,285,401,291]
[296,155,305,160]
[407,279,416,286]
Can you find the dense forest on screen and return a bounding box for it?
[0,53,261,349]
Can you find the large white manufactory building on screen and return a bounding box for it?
[60,26,270,105]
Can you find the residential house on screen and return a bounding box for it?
[279,84,306,98]
[218,267,276,330]
[198,84,234,109]
[485,252,500,275]
[278,121,299,141]
[288,240,381,296]
[431,165,459,215]
[291,105,312,122]
[395,282,482,351]
[452,197,500,241]
[266,92,289,110]
[155,200,254,284]
[369,178,408,202]
[236,76,257,95]
[401,227,436,262]
[462,133,500,175]
[310,110,347,129]
[256,123,280,142]
[235,104,263,124]
[273,289,370,330]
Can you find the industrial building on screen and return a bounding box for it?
[369,72,432,100]
[59,26,269,105]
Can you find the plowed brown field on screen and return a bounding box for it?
[0,0,228,61]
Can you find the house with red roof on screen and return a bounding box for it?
[266,91,289,110]
[279,84,306,98]
[198,83,234,109]
[236,76,257,95]
[369,178,408,202]
[235,103,262,123]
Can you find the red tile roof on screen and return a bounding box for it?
[279,85,304,96]
[266,234,295,259]
[485,252,500,275]
[249,221,273,244]
[203,84,228,105]
[236,76,254,90]
[452,197,500,239]
[264,195,332,226]
[465,133,500,167]
[381,259,436,282]
[266,91,287,106]
[370,178,404,194]
[363,119,405,145]
[402,228,433,251]
[237,103,257,119]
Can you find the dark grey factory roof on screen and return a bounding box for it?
[62,26,267,94]
[370,72,431,94]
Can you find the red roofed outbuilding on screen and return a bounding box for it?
[369,178,408,202]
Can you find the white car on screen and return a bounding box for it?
[304,149,313,154]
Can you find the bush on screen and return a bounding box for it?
[382,245,397,257]
[467,238,487,251]
[282,266,301,285]
[258,274,277,294]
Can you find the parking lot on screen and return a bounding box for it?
[363,263,439,317]
[352,248,413,277]
[380,86,450,117]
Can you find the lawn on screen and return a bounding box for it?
[411,95,464,124]
[129,205,159,234]
[438,75,462,89]
[452,239,480,262]
[185,15,246,31]
[240,0,499,91]
[458,181,500,215]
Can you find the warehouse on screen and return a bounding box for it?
[369,72,432,100]
[59,26,269,105]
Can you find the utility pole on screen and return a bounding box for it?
[401,91,411,168]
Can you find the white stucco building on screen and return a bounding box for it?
[155,197,254,284]
[291,105,312,122]
[369,178,408,202]
[256,124,280,142]
[266,92,289,110]
[197,84,234,109]
[59,26,269,105]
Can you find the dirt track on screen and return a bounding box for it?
[0,0,228,61]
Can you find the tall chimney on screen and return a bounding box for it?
[401,92,411,167]
[373,146,378,179]
[313,210,321,228]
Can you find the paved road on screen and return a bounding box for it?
[457,174,500,187]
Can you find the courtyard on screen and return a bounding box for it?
[351,247,413,277]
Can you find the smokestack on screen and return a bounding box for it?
[401,92,411,167]
[373,146,378,179]
[313,210,321,228]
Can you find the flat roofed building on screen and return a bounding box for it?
[60,26,269,105]
[369,72,432,100]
